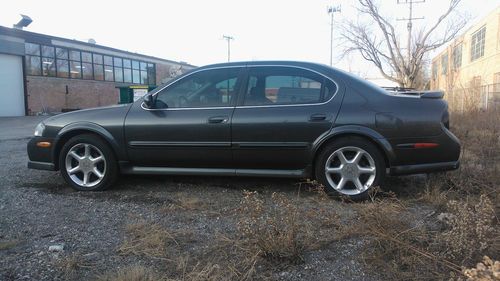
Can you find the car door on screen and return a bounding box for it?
[231,65,342,171]
[124,67,243,168]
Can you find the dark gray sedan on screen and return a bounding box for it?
[27,61,460,200]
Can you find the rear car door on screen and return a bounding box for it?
[124,67,243,168]
[231,66,341,171]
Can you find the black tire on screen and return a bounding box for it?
[59,134,118,191]
[315,136,385,201]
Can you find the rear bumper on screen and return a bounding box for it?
[389,160,459,175]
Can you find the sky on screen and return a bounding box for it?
[1,0,499,85]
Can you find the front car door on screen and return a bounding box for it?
[124,67,243,169]
[231,65,342,174]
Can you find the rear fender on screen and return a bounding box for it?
[312,125,396,166]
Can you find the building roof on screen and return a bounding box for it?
[0,25,195,68]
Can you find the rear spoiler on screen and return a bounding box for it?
[383,87,444,99]
[418,91,444,99]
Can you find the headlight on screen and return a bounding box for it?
[34,122,45,137]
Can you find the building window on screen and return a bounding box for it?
[93,54,104,81]
[26,55,41,76]
[471,26,486,61]
[113,57,123,82]
[56,48,69,78]
[56,59,69,78]
[452,44,462,69]
[140,62,148,84]
[441,53,448,75]
[104,56,114,81]
[147,63,156,85]
[81,52,93,79]
[132,60,140,84]
[123,59,132,83]
[23,42,156,85]
[41,45,56,77]
[69,50,81,79]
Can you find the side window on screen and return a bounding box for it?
[243,67,336,106]
[155,68,241,108]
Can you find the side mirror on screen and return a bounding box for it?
[143,93,155,109]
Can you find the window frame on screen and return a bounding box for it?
[143,65,339,111]
[238,66,338,107]
[470,26,486,62]
[152,67,244,109]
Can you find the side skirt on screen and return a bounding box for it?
[120,164,308,178]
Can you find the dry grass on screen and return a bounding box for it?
[237,191,340,264]
[461,256,500,281]
[55,252,95,279]
[161,193,208,212]
[96,266,161,281]
[117,221,179,259]
[440,195,497,264]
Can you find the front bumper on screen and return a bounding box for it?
[27,137,57,171]
[28,161,56,171]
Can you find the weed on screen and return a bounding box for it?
[461,256,500,281]
[55,252,94,279]
[118,221,178,259]
[439,194,497,264]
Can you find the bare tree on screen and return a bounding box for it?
[340,0,467,88]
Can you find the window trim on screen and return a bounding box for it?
[470,26,486,62]
[142,65,339,111]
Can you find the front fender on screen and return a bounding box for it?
[54,122,126,162]
[312,125,396,165]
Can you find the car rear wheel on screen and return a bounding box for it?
[59,134,117,191]
[316,137,385,200]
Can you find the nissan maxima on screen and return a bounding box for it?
[27,61,460,200]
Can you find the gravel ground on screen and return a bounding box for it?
[0,117,397,281]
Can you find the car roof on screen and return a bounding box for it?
[197,60,331,71]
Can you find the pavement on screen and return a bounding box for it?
[0,116,49,140]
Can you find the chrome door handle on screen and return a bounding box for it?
[208,116,229,124]
[310,113,327,121]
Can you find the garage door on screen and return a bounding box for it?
[0,54,25,116]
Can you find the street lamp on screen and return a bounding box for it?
[327,5,341,66]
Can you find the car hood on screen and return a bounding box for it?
[40,104,133,137]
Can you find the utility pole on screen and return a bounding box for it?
[222,35,234,62]
[327,5,341,67]
[397,0,424,66]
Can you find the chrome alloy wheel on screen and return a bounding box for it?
[65,143,106,188]
[324,146,376,196]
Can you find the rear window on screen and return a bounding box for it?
[243,67,336,106]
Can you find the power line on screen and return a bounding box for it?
[397,0,425,63]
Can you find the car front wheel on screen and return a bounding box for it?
[59,134,117,191]
[316,137,385,200]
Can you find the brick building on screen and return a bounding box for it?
[0,25,195,116]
